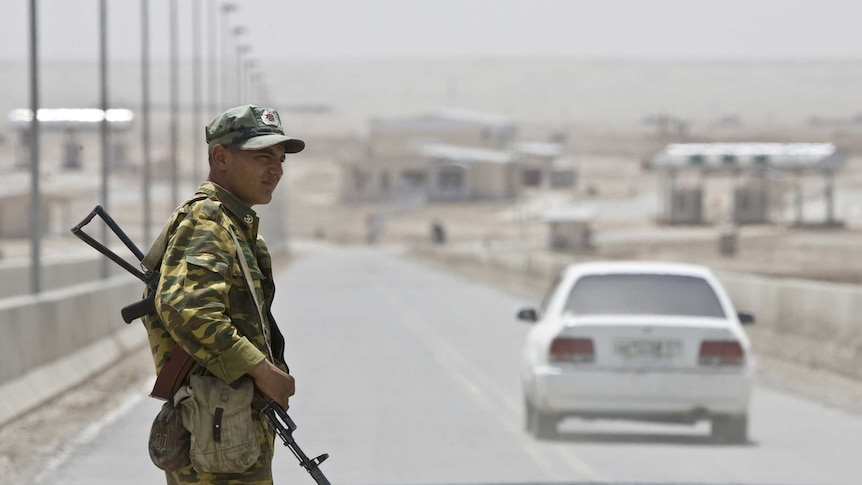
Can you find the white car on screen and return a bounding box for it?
[517,260,755,442]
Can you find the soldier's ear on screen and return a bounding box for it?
[211,145,228,168]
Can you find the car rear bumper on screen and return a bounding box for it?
[527,365,752,419]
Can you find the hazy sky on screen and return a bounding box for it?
[1,0,861,61]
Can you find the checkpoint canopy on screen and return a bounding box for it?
[7,108,135,130]
[648,142,846,173]
[646,143,847,226]
[6,108,135,169]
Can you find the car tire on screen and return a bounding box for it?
[711,414,748,444]
[525,396,557,440]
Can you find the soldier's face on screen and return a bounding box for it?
[217,144,286,206]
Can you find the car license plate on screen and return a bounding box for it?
[614,339,682,359]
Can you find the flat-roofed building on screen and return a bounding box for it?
[344,109,521,203]
[7,108,135,170]
[512,141,576,189]
[343,109,574,203]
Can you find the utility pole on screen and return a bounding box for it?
[141,0,152,245]
[169,0,180,207]
[220,3,237,110]
[192,0,202,184]
[28,0,41,293]
[208,0,218,116]
[99,0,110,278]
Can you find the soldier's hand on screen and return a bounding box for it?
[248,359,295,410]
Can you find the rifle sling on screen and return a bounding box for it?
[148,218,267,401]
[144,194,207,401]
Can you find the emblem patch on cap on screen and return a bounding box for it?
[260,110,279,127]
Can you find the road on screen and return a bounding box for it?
[36,244,862,485]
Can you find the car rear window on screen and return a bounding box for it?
[563,273,726,317]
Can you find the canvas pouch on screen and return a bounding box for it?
[148,399,192,470]
[175,374,261,473]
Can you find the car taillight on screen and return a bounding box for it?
[550,337,595,363]
[699,340,745,366]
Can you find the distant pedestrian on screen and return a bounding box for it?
[366,211,383,244]
[431,220,446,244]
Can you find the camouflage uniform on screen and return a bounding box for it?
[143,105,303,485]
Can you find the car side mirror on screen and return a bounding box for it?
[737,312,755,325]
[516,307,538,323]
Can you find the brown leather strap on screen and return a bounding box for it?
[150,346,196,401]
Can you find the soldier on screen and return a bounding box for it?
[143,104,304,484]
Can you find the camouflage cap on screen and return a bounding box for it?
[205,105,305,153]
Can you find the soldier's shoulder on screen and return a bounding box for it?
[186,196,226,223]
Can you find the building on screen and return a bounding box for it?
[343,109,574,203]
[413,143,519,201]
[7,108,134,170]
[543,206,594,251]
[513,141,576,189]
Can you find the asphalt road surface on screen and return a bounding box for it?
[36,243,862,485]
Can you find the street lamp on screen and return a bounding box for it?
[208,0,217,115]
[249,70,262,102]
[192,0,203,184]
[236,43,251,104]
[243,58,258,101]
[169,0,180,206]
[141,0,152,245]
[28,0,41,293]
[231,26,247,107]
[99,0,110,278]
[220,3,237,110]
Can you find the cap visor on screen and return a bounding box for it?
[235,134,305,153]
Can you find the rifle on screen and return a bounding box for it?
[71,205,331,485]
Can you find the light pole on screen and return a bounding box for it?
[28,0,41,293]
[243,58,258,101]
[208,0,217,115]
[192,0,202,184]
[99,0,110,278]
[249,70,261,102]
[231,26,247,107]
[169,0,179,207]
[220,3,237,110]
[141,0,152,245]
[235,42,250,105]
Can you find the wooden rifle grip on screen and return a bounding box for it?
[150,346,196,401]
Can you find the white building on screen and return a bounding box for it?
[343,109,574,203]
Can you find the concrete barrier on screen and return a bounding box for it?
[0,239,291,428]
[0,253,133,299]
[411,244,862,382]
[0,274,145,427]
[0,183,294,428]
[720,273,862,381]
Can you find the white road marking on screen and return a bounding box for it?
[33,379,152,485]
[370,275,610,482]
